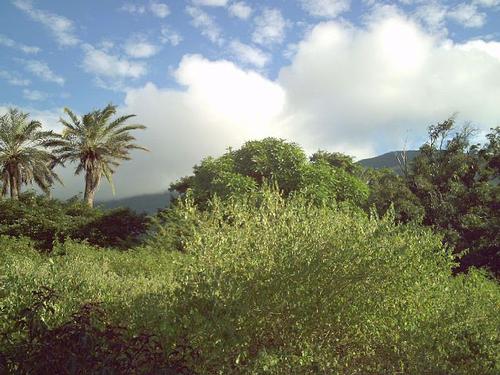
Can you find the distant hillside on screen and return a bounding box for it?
[97,191,175,214]
[358,150,419,174]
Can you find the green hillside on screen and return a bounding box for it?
[98,191,175,214]
[358,150,419,174]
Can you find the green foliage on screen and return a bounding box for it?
[167,189,499,374]
[299,160,368,206]
[310,150,362,175]
[3,189,497,374]
[232,138,308,195]
[0,192,147,250]
[54,104,148,207]
[0,288,196,375]
[408,120,499,275]
[0,108,61,199]
[170,138,368,209]
[365,168,425,224]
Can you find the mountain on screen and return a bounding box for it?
[357,150,419,174]
[97,191,175,214]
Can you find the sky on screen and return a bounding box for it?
[0,0,499,200]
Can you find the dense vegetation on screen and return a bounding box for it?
[0,109,499,374]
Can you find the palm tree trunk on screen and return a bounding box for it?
[84,169,99,208]
[9,173,18,200]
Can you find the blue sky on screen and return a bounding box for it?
[1,0,500,199]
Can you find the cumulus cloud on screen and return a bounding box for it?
[13,0,79,47]
[192,0,229,6]
[252,8,288,46]
[413,2,448,32]
[448,3,486,28]
[299,0,351,18]
[229,40,270,67]
[93,54,286,198]
[124,36,160,58]
[20,59,65,85]
[0,70,31,86]
[277,12,500,155]
[149,2,170,18]
[120,1,170,18]
[473,0,500,7]
[23,89,48,101]
[82,44,147,79]
[160,27,183,46]
[228,1,253,19]
[186,6,224,45]
[0,34,40,54]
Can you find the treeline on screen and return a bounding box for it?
[164,118,499,276]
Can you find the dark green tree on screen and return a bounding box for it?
[408,118,499,275]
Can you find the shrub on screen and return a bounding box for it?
[1,189,499,374]
[0,193,147,250]
[169,189,500,374]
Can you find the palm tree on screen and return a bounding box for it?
[0,108,61,199]
[54,104,147,207]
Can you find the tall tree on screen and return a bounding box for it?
[55,104,147,207]
[408,118,499,275]
[0,108,61,199]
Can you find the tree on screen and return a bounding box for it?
[170,138,308,204]
[408,118,499,276]
[54,104,147,207]
[310,150,362,175]
[0,108,61,199]
[365,168,424,224]
[232,138,308,195]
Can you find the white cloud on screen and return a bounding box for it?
[459,39,500,60]
[474,0,500,7]
[192,0,229,6]
[0,70,31,86]
[124,36,160,58]
[277,12,500,155]
[82,44,147,79]
[149,2,170,18]
[20,59,65,85]
[160,27,183,46]
[120,2,170,18]
[0,34,40,54]
[414,2,448,32]
[252,8,288,46]
[114,55,285,197]
[228,1,252,19]
[120,3,147,15]
[186,6,224,45]
[13,0,79,47]
[448,3,486,28]
[229,40,270,68]
[299,0,351,18]
[23,89,48,101]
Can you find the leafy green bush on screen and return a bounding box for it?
[1,189,499,374]
[168,189,499,374]
[0,193,147,250]
[170,138,368,209]
[0,288,196,375]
